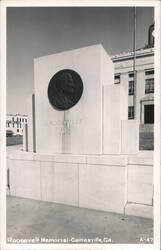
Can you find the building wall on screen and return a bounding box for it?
[112,48,154,124]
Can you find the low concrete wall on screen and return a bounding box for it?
[7,152,153,218]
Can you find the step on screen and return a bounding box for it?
[139,132,154,150]
[125,203,153,219]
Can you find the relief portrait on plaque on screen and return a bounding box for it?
[47,69,83,111]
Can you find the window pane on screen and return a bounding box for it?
[145,78,154,94]
[128,106,134,119]
[129,81,134,95]
[145,69,154,75]
[114,74,120,84]
[128,72,134,78]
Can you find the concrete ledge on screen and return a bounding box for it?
[7,152,34,161]
[128,156,153,166]
[7,152,153,166]
[86,155,126,166]
[34,154,86,164]
[125,203,153,219]
[34,153,55,162]
[54,154,86,164]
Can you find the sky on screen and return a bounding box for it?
[7,7,154,115]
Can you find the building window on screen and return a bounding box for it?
[22,118,24,122]
[25,119,27,122]
[114,74,120,84]
[129,72,134,78]
[145,69,154,75]
[145,78,154,94]
[17,129,19,132]
[129,81,134,95]
[128,71,135,95]
[145,69,154,94]
[128,106,134,119]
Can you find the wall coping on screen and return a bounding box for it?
[7,151,153,167]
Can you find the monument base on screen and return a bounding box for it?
[7,151,153,218]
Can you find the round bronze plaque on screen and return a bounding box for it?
[47,69,83,111]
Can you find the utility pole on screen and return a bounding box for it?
[133,7,137,119]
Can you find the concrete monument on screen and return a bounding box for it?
[7,44,153,219]
[34,44,114,154]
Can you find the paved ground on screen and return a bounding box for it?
[7,196,153,244]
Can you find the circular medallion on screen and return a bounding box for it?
[48,69,83,111]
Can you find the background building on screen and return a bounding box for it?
[112,24,154,150]
[6,114,28,136]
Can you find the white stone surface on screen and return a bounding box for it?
[40,161,55,202]
[121,120,139,154]
[34,153,55,162]
[9,159,41,200]
[86,155,126,166]
[8,151,34,161]
[125,203,153,219]
[79,164,125,214]
[128,155,153,165]
[54,154,86,164]
[127,164,153,205]
[34,44,114,155]
[103,85,121,154]
[23,124,27,152]
[54,162,79,206]
[7,151,153,218]
[27,95,34,152]
[101,46,114,85]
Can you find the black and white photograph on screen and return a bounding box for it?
[0,0,160,249]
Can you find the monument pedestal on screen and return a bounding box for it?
[7,151,153,218]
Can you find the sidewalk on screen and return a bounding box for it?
[7,196,153,244]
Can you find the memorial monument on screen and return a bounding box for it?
[8,44,152,218]
[28,44,138,155]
